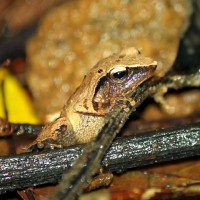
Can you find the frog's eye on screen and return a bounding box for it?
[109,66,128,83]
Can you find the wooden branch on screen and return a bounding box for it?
[0,122,200,195]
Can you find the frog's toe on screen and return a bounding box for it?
[49,143,63,149]
[37,141,45,149]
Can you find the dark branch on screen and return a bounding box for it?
[0,122,200,195]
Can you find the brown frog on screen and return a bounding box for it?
[27,47,157,149]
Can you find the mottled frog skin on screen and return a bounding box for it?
[27,47,157,149]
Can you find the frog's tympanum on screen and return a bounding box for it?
[27,48,157,149]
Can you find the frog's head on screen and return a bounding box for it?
[75,47,157,115]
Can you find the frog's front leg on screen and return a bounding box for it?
[153,86,175,114]
[25,117,76,149]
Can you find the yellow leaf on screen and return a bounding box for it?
[0,69,40,124]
